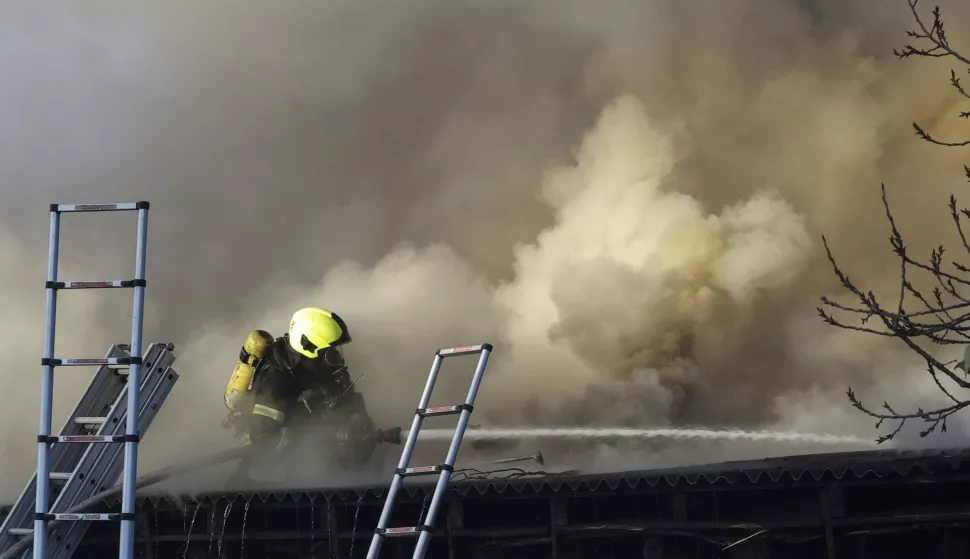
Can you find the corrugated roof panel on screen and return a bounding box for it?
[7,445,967,514]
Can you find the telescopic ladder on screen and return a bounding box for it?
[366,343,493,559]
[24,202,156,559]
[0,343,179,559]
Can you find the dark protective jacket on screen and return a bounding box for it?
[245,334,369,453]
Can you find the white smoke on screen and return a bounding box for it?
[3,0,970,501]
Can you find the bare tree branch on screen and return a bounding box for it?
[821,184,970,443]
[897,1,970,146]
[821,2,970,443]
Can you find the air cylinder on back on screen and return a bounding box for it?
[224,329,274,414]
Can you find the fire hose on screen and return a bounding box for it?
[0,426,402,559]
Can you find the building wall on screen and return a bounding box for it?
[67,470,970,559]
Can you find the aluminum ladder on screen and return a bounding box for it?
[27,202,155,559]
[366,343,493,559]
[0,342,179,558]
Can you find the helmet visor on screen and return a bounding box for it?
[299,335,347,366]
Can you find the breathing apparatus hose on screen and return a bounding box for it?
[0,446,251,559]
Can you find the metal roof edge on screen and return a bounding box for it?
[9,444,968,513]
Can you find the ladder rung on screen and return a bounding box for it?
[437,344,492,357]
[51,202,149,213]
[7,528,32,537]
[45,435,125,443]
[49,472,72,481]
[43,357,138,367]
[46,280,143,290]
[417,405,468,418]
[73,417,108,426]
[378,526,428,538]
[396,465,452,477]
[47,513,119,521]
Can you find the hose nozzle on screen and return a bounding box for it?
[376,426,403,445]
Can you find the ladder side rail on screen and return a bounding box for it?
[119,205,148,559]
[48,365,178,559]
[411,347,491,559]
[0,347,126,552]
[400,352,445,471]
[34,208,60,559]
[45,347,172,514]
[365,353,445,559]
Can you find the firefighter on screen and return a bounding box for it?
[226,307,383,484]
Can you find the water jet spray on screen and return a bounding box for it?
[409,427,873,446]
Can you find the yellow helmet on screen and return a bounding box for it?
[288,307,352,358]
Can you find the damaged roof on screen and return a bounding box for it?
[109,445,970,508]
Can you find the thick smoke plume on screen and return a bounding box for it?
[3,0,970,500]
